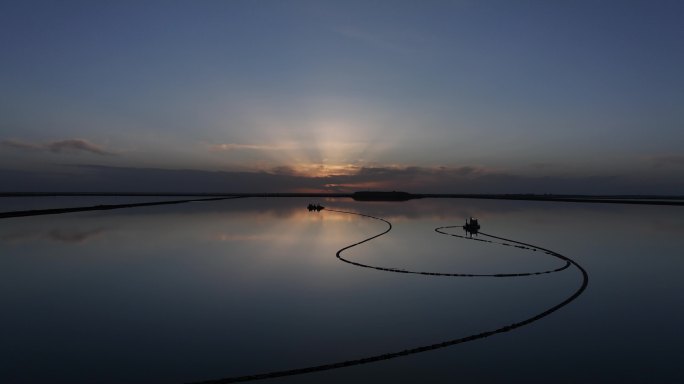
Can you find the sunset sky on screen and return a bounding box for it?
[2,1,683,194]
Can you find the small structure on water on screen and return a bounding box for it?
[463,217,480,236]
[307,203,325,212]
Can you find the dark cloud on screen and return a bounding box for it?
[648,154,684,168]
[270,166,299,176]
[0,165,323,194]
[1,139,42,151]
[47,139,113,155]
[308,165,683,195]
[1,138,114,156]
[2,164,682,195]
[322,166,496,192]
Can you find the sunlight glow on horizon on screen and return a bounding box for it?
[1,1,683,194]
[208,116,396,179]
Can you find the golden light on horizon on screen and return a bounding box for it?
[264,119,378,177]
[285,163,359,177]
[211,113,394,185]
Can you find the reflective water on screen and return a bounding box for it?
[1,198,682,383]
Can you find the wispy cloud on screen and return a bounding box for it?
[47,139,113,155]
[1,138,115,156]
[1,139,42,151]
[207,143,293,152]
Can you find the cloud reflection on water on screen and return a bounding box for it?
[1,227,107,244]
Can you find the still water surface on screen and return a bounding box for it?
[1,198,682,383]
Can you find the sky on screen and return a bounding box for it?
[1,0,683,194]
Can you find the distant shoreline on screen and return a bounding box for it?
[421,193,684,206]
[1,191,683,204]
[1,191,683,219]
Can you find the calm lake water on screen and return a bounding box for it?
[1,197,683,383]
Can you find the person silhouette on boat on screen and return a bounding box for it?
[307,203,324,212]
[463,217,480,237]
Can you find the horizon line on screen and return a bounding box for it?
[1,191,683,208]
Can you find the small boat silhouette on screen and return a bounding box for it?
[307,203,325,212]
[463,217,480,235]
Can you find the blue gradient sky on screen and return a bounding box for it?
[1,1,683,193]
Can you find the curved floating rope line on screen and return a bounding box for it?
[190,208,588,384]
[330,209,570,276]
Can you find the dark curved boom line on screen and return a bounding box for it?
[330,209,571,276]
[190,209,588,384]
